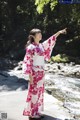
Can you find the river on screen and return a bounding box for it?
[45,73,80,120]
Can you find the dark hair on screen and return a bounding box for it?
[25,28,41,48]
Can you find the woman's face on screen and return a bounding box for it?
[34,32,42,42]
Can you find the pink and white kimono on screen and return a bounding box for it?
[22,35,57,117]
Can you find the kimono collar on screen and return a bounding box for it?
[32,42,39,46]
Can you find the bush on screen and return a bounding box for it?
[50,54,69,63]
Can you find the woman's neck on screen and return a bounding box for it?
[34,40,39,45]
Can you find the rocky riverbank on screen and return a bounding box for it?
[0,59,80,119]
[45,62,80,78]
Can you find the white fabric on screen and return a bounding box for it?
[33,55,45,66]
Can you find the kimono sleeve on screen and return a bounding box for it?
[42,35,57,61]
[22,45,33,75]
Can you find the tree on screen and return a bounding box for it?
[35,0,58,14]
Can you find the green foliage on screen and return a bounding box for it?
[50,0,58,11]
[35,0,58,13]
[51,54,69,63]
[0,0,80,59]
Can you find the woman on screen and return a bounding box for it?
[22,28,67,119]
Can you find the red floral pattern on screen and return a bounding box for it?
[22,35,56,117]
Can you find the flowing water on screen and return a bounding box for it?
[45,73,80,119]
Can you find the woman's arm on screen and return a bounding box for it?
[42,28,67,61]
[53,28,67,38]
[22,45,33,83]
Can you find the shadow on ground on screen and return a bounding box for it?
[0,70,28,92]
[29,114,62,120]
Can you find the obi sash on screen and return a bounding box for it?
[33,55,45,66]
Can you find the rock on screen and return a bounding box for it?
[0,71,9,77]
[14,66,22,71]
[16,85,26,91]
[17,78,27,83]
[57,65,61,70]
[76,72,80,77]
[18,61,23,66]
[45,64,52,71]
[46,90,52,94]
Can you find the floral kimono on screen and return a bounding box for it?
[22,35,57,117]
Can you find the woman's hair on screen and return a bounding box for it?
[25,28,41,48]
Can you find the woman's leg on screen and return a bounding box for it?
[23,70,45,118]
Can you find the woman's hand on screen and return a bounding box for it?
[54,28,67,38]
[59,28,67,34]
[29,73,33,84]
